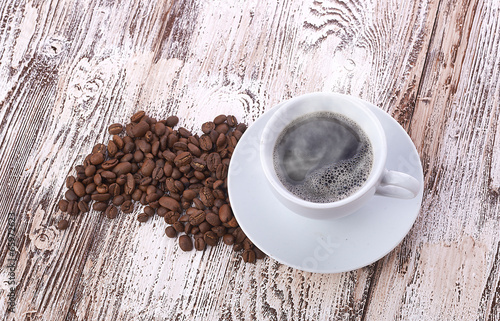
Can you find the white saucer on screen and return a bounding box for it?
[228,97,424,273]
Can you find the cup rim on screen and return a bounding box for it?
[260,92,387,209]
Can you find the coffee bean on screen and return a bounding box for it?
[90,152,105,165]
[236,123,247,133]
[96,184,109,194]
[199,187,215,207]
[109,183,120,196]
[213,179,224,190]
[234,227,246,244]
[93,173,102,185]
[212,226,226,237]
[216,163,228,180]
[108,123,123,135]
[223,234,235,245]
[219,204,232,223]
[68,201,79,216]
[201,121,215,134]
[227,217,239,228]
[189,210,206,226]
[174,180,184,192]
[136,139,151,153]
[179,235,193,251]
[85,182,97,195]
[174,151,192,167]
[243,237,253,250]
[157,207,168,217]
[203,231,218,246]
[140,158,155,176]
[186,207,199,216]
[78,200,89,213]
[194,171,205,180]
[152,167,164,180]
[144,206,155,216]
[123,141,135,153]
[158,196,180,212]
[171,168,182,180]
[191,158,206,172]
[226,115,237,127]
[166,115,179,127]
[178,127,192,138]
[137,179,151,188]
[195,238,206,251]
[208,130,219,143]
[199,221,211,234]
[165,226,177,238]
[199,135,213,151]
[112,195,125,206]
[189,226,199,235]
[178,164,191,174]
[102,159,118,170]
[151,141,160,156]
[91,193,111,202]
[167,134,178,149]
[151,122,165,136]
[84,165,96,177]
[146,193,160,203]
[66,176,76,189]
[125,173,135,195]
[132,189,142,201]
[116,174,127,185]
[206,153,221,172]
[92,144,106,154]
[173,141,188,151]
[193,198,204,210]
[107,140,118,156]
[215,123,229,134]
[182,189,197,201]
[242,249,256,263]
[122,154,134,164]
[164,211,180,224]
[82,194,91,203]
[216,133,227,149]
[254,247,266,259]
[57,219,69,230]
[187,143,201,157]
[132,121,150,137]
[121,200,134,213]
[111,162,131,176]
[233,243,243,252]
[65,189,79,202]
[131,110,146,122]
[137,213,149,222]
[93,201,108,211]
[205,212,221,226]
[165,222,180,234]
[58,199,69,212]
[111,134,124,149]
[214,114,226,125]
[140,193,148,205]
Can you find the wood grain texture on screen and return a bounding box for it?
[0,0,499,320]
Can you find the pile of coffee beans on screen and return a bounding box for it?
[56,111,264,263]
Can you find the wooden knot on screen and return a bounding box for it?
[30,226,57,252]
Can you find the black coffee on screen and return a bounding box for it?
[273,111,373,203]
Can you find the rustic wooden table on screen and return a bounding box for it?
[1,0,500,320]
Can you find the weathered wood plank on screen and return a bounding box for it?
[0,0,499,320]
[364,0,500,319]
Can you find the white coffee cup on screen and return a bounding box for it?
[260,92,420,220]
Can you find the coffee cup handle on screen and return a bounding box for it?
[375,169,420,199]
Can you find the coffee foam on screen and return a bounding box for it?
[273,112,373,203]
